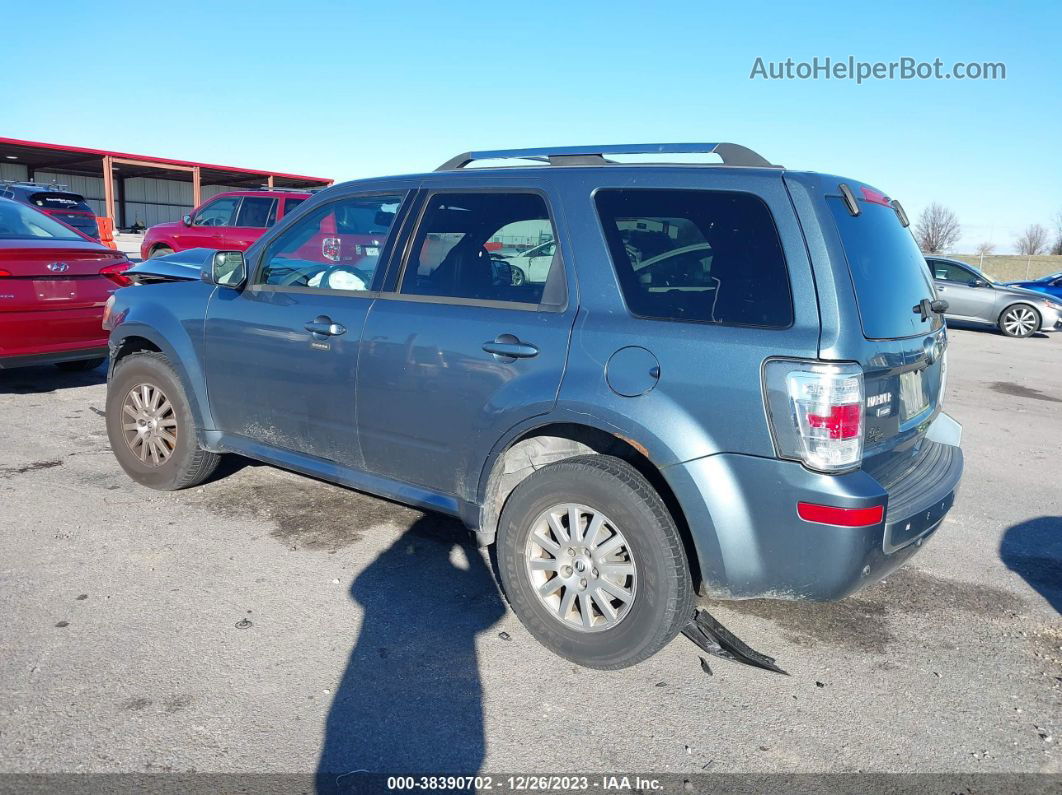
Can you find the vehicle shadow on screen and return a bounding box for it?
[0,362,107,394]
[999,516,1062,613]
[316,515,506,792]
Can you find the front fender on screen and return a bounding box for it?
[108,281,216,435]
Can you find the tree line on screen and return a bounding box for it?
[913,203,1062,256]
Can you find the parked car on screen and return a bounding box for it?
[926,256,1062,337]
[503,238,556,284]
[139,189,313,260]
[105,143,965,669]
[1003,271,1062,300]
[0,181,101,241]
[0,197,131,371]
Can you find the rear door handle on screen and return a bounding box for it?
[305,316,346,336]
[482,334,538,359]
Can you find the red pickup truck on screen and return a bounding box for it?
[140,189,312,260]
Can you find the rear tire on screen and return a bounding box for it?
[149,245,174,259]
[106,352,220,490]
[496,454,693,669]
[998,304,1040,337]
[55,358,105,372]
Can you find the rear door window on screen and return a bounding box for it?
[235,197,278,228]
[595,189,792,327]
[827,198,939,339]
[400,192,558,306]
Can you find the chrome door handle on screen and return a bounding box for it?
[482,334,538,359]
[305,316,346,336]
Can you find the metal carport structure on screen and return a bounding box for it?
[0,136,333,228]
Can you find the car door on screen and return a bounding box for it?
[177,195,242,250]
[220,195,278,250]
[203,190,411,467]
[356,186,577,500]
[931,260,992,319]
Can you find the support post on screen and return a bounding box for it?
[192,166,201,209]
[267,175,274,188]
[101,155,116,222]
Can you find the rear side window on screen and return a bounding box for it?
[235,197,277,227]
[828,198,939,339]
[595,189,793,328]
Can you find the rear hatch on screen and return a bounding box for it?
[820,183,947,472]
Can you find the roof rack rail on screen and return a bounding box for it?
[436,143,777,171]
[245,186,318,193]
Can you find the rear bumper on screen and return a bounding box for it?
[667,413,964,601]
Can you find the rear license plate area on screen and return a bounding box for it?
[899,369,928,420]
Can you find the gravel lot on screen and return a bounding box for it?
[1,325,1059,779]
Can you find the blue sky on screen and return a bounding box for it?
[2,0,1059,252]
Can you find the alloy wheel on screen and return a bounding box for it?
[1002,306,1037,336]
[121,383,178,466]
[525,503,637,632]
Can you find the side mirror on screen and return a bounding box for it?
[972,278,988,287]
[202,251,246,287]
[182,214,193,226]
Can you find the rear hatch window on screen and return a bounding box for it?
[827,197,940,339]
[30,192,92,212]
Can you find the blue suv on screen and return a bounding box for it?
[104,144,964,668]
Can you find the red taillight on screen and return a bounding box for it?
[100,262,133,287]
[763,361,865,472]
[797,502,884,527]
[0,268,10,278]
[806,404,862,440]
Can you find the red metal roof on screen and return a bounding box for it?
[0,136,332,186]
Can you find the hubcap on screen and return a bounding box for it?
[1004,307,1036,336]
[525,503,637,632]
[121,383,177,466]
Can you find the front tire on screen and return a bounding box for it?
[106,352,221,490]
[999,304,1040,337]
[149,245,174,259]
[497,455,693,669]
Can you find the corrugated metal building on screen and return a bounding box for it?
[0,137,332,229]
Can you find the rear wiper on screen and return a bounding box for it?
[913,298,948,320]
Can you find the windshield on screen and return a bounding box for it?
[0,199,85,241]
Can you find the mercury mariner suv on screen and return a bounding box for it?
[103,143,964,669]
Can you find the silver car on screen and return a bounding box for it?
[927,257,1062,337]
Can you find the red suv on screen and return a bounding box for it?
[140,189,312,260]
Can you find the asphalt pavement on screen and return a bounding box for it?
[0,325,1059,780]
